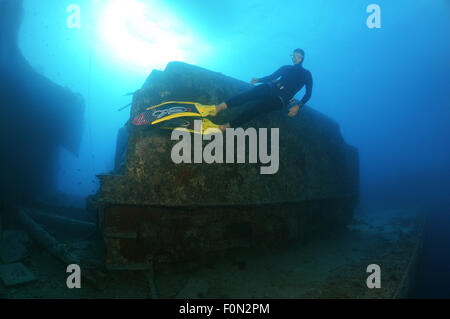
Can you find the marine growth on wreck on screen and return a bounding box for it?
[1,0,448,301]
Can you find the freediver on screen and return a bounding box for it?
[202,48,313,132]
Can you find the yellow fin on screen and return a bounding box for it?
[195,104,217,117]
[200,118,221,135]
[162,118,221,135]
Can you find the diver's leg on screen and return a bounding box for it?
[219,122,230,132]
[228,96,283,128]
[215,84,270,115]
[216,102,228,113]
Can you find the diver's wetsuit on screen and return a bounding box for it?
[225,63,313,127]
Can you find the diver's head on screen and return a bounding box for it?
[291,48,304,65]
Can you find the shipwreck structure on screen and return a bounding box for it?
[93,62,359,269]
[0,0,85,205]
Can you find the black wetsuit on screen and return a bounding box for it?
[225,63,313,127]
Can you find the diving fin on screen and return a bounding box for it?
[200,118,221,134]
[162,118,221,135]
[195,104,217,117]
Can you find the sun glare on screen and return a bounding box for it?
[99,0,196,71]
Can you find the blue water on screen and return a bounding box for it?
[4,0,450,297]
[412,206,450,298]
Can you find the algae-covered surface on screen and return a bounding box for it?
[0,207,422,299]
[98,62,359,207]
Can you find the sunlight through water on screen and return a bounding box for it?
[98,0,204,71]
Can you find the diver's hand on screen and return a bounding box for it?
[288,105,300,117]
[250,78,259,85]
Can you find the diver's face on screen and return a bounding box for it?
[291,52,303,64]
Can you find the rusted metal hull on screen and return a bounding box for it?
[100,197,357,270]
[94,62,360,271]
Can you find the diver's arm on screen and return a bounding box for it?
[289,72,313,117]
[257,66,288,83]
[288,105,300,117]
[298,71,313,106]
